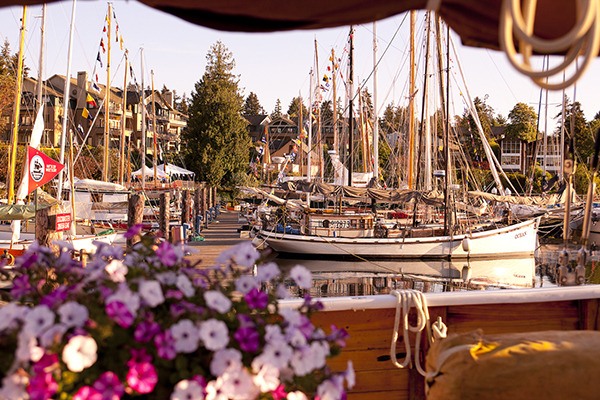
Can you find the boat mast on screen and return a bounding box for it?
[332,48,338,157]
[118,55,128,185]
[57,0,77,200]
[35,4,46,112]
[152,70,158,183]
[102,2,112,182]
[7,6,27,205]
[314,39,323,181]
[372,22,379,182]
[140,48,146,190]
[308,68,313,183]
[407,10,416,190]
[348,26,354,187]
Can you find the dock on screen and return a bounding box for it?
[186,209,251,266]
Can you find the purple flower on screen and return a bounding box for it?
[128,348,153,366]
[32,353,58,375]
[234,326,260,353]
[154,330,176,360]
[328,325,350,347]
[124,224,143,240]
[105,301,134,328]
[73,386,102,400]
[165,289,184,299]
[93,371,124,400]
[134,320,161,343]
[10,274,32,298]
[17,250,39,269]
[27,372,58,400]
[40,286,70,308]
[298,315,315,338]
[155,241,178,266]
[244,288,269,309]
[126,361,158,394]
[169,303,187,318]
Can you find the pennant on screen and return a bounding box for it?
[103,26,106,33]
[27,146,64,194]
[82,108,93,121]
[100,38,106,53]
[77,124,84,135]
[120,35,124,51]
[92,82,100,92]
[96,52,103,68]
[86,93,98,108]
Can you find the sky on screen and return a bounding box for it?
[1,1,600,134]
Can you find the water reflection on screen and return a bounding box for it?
[273,257,539,297]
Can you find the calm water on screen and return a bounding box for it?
[271,245,600,297]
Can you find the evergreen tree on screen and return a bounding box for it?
[287,96,308,118]
[320,100,333,122]
[176,93,189,114]
[182,41,251,190]
[271,99,283,119]
[243,92,264,115]
[0,40,16,134]
[556,98,592,163]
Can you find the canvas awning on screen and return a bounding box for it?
[157,163,195,177]
[132,165,168,179]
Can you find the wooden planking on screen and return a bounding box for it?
[581,299,600,330]
[348,368,409,396]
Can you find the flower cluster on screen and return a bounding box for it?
[0,229,353,399]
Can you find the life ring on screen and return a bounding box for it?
[1,251,15,266]
[322,219,330,228]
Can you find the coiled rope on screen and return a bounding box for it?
[500,0,600,90]
[390,289,447,376]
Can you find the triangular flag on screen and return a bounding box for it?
[27,146,64,194]
[96,52,103,68]
[86,93,98,108]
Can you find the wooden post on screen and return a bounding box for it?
[201,183,208,229]
[127,194,144,246]
[35,206,62,252]
[159,192,171,241]
[181,190,191,225]
[212,187,218,208]
[194,186,201,233]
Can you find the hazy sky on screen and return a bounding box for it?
[1,1,599,133]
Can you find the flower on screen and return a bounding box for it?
[0,236,351,399]
[62,335,98,372]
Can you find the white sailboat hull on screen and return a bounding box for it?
[256,217,540,259]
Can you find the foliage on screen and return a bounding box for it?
[271,99,283,119]
[244,92,265,116]
[555,99,592,164]
[0,233,354,400]
[286,97,307,119]
[0,40,17,134]
[183,41,252,191]
[506,102,538,142]
[320,100,333,123]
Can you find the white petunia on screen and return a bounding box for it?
[199,319,229,351]
[260,341,293,370]
[0,303,24,332]
[317,376,344,400]
[16,332,44,363]
[204,378,227,400]
[309,341,330,370]
[219,367,259,400]
[255,262,280,282]
[252,363,280,393]
[170,319,200,353]
[170,379,205,400]
[0,373,28,399]
[290,347,313,376]
[204,291,232,314]
[106,283,140,315]
[279,308,302,327]
[289,264,312,289]
[231,241,260,268]
[23,305,55,337]
[234,275,258,294]
[264,324,285,343]
[287,392,309,400]
[156,271,178,285]
[57,301,89,328]
[276,283,290,299]
[139,280,165,307]
[105,259,128,282]
[62,335,98,372]
[210,348,242,376]
[176,274,195,297]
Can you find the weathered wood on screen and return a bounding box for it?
[159,192,171,241]
[127,194,144,246]
[201,184,208,229]
[181,190,191,225]
[35,205,62,252]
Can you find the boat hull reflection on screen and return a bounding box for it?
[273,257,536,296]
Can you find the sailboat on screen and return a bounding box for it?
[254,17,540,260]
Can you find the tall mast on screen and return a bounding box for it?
[57,0,77,199]
[372,22,379,181]
[314,38,323,180]
[307,68,313,182]
[348,25,354,187]
[151,70,158,183]
[36,4,46,112]
[140,48,146,190]
[102,2,112,182]
[8,6,27,205]
[407,10,416,189]
[331,48,338,156]
[119,55,128,185]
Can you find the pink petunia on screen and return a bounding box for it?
[126,361,158,394]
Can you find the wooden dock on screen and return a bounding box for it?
[186,209,251,266]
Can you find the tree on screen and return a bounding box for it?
[556,98,592,163]
[287,96,308,118]
[320,100,333,122]
[0,40,16,134]
[182,41,251,191]
[243,92,264,115]
[506,102,538,142]
[271,99,283,119]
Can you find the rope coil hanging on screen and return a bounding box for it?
[500,0,600,90]
[390,289,447,376]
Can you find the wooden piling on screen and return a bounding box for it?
[159,192,171,241]
[127,194,144,246]
[181,190,191,225]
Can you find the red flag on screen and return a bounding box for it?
[27,146,64,194]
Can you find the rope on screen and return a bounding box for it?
[390,289,447,376]
[499,0,600,90]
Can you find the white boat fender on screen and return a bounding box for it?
[461,264,472,282]
[558,265,570,286]
[461,237,470,252]
[575,264,586,285]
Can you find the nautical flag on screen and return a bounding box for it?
[82,108,93,121]
[100,38,106,53]
[92,81,100,92]
[27,146,64,194]
[86,93,98,108]
[96,52,103,68]
[119,35,124,50]
[77,124,84,135]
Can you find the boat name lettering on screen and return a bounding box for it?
[514,232,527,239]
[324,220,352,229]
